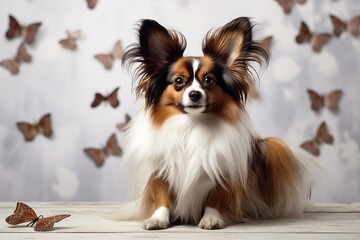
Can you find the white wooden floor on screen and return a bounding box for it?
[1,202,360,239]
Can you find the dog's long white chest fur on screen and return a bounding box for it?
[123,110,256,223]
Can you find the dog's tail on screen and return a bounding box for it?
[103,199,143,221]
[261,137,324,218]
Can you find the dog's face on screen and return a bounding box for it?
[122,18,267,125]
[166,56,225,115]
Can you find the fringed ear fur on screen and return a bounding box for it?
[202,17,268,104]
[122,19,186,107]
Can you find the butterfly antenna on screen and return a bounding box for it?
[26,215,42,227]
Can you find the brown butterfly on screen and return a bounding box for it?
[86,0,97,9]
[275,0,306,14]
[5,202,70,231]
[84,133,122,167]
[307,89,343,113]
[5,15,42,44]
[258,36,273,56]
[300,121,334,156]
[329,15,360,37]
[16,113,53,141]
[295,21,332,52]
[91,87,120,108]
[116,113,132,131]
[94,40,123,70]
[59,30,81,50]
[0,42,32,75]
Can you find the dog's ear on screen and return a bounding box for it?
[202,17,268,104]
[138,20,186,70]
[122,19,186,106]
[202,17,266,67]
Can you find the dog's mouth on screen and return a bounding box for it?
[181,104,207,114]
[186,104,204,109]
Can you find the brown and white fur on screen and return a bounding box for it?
[116,17,320,230]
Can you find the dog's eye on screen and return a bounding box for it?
[173,77,185,90]
[203,75,215,88]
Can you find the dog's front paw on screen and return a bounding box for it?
[143,217,170,230]
[198,207,225,230]
[198,216,225,230]
[143,207,170,230]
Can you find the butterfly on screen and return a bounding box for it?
[116,113,132,131]
[307,89,343,113]
[91,87,120,108]
[84,133,122,167]
[59,30,81,50]
[258,36,273,57]
[16,113,53,141]
[295,21,332,52]
[0,43,32,75]
[94,40,123,70]
[275,0,306,14]
[86,0,97,9]
[329,15,360,37]
[300,121,334,156]
[5,15,42,44]
[5,202,70,231]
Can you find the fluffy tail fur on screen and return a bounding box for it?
[258,137,322,217]
[103,200,142,221]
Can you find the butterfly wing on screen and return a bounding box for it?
[16,122,37,141]
[16,43,32,63]
[329,15,346,37]
[311,33,332,52]
[5,15,22,40]
[275,0,293,14]
[38,113,53,138]
[84,148,106,167]
[66,29,81,39]
[307,89,323,112]
[0,59,20,75]
[116,114,131,131]
[258,36,273,56]
[112,40,123,59]
[105,134,122,156]
[5,202,37,225]
[94,54,113,70]
[300,140,320,156]
[34,214,70,231]
[91,93,105,108]
[325,89,343,112]
[86,0,97,9]
[107,87,120,108]
[59,38,77,50]
[295,21,312,44]
[316,121,334,144]
[348,16,360,37]
[23,22,42,44]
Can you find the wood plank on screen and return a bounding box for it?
[0,202,359,240]
[307,203,360,213]
[0,233,359,240]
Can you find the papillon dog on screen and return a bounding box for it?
[116,17,319,230]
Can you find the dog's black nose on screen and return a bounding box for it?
[189,91,202,102]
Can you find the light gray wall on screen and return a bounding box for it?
[0,0,359,202]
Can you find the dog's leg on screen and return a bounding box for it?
[198,184,228,230]
[143,174,171,230]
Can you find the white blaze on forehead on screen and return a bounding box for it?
[192,58,200,77]
[188,58,202,92]
[181,58,207,114]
